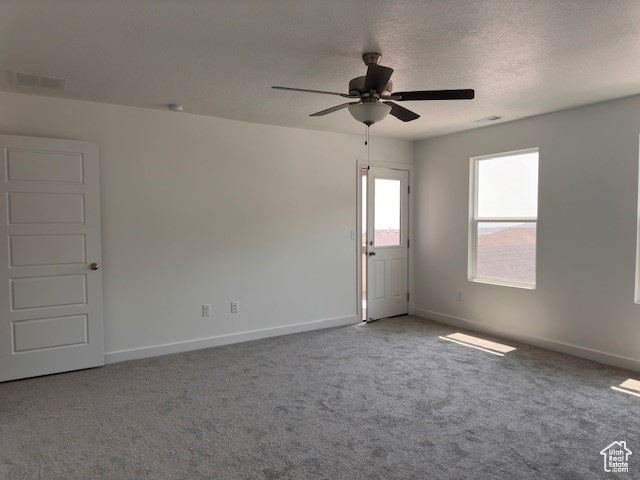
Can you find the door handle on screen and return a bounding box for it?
[89,262,100,270]
[368,251,376,256]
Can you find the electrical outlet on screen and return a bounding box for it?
[457,292,463,302]
[231,301,239,314]
[351,229,357,240]
[202,304,211,317]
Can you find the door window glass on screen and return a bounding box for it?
[374,178,401,246]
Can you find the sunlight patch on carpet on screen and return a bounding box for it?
[611,379,640,398]
[438,332,516,356]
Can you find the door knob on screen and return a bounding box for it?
[89,262,100,270]
[368,251,376,256]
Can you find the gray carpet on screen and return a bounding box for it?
[1,316,638,479]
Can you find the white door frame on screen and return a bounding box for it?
[356,159,414,322]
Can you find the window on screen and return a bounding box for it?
[374,178,401,247]
[469,148,539,288]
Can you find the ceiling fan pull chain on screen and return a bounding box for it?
[367,125,371,169]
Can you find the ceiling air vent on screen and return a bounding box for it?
[12,71,67,91]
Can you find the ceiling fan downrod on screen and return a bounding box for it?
[361,52,382,66]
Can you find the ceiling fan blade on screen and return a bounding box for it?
[272,86,356,98]
[363,64,394,93]
[384,101,420,122]
[309,102,360,117]
[393,89,475,101]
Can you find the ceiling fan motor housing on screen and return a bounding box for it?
[349,77,393,97]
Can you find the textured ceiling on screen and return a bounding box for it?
[2,0,640,140]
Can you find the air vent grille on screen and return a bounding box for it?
[12,71,67,90]
[474,115,503,123]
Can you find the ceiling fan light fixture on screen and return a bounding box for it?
[348,102,392,126]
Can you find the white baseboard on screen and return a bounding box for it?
[413,307,640,372]
[105,315,358,364]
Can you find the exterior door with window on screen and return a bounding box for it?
[0,134,104,382]
[366,167,409,320]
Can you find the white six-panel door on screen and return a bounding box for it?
[366,167,409,320]
[0,134,103,382]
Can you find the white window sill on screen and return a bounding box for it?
[468,277,536,290]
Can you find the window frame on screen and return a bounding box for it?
[468,147,539,289]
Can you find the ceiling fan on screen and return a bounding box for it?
[272,52,474,126]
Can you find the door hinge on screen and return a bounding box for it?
[407,238,410,248]
[408,185,410,194]
[407,292,410,301]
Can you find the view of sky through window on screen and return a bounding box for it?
[477,152,538,218]
[374,178,401,246]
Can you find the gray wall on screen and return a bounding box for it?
[414,95,640,370]
[3,87,640,371]
[0,91,414,361]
